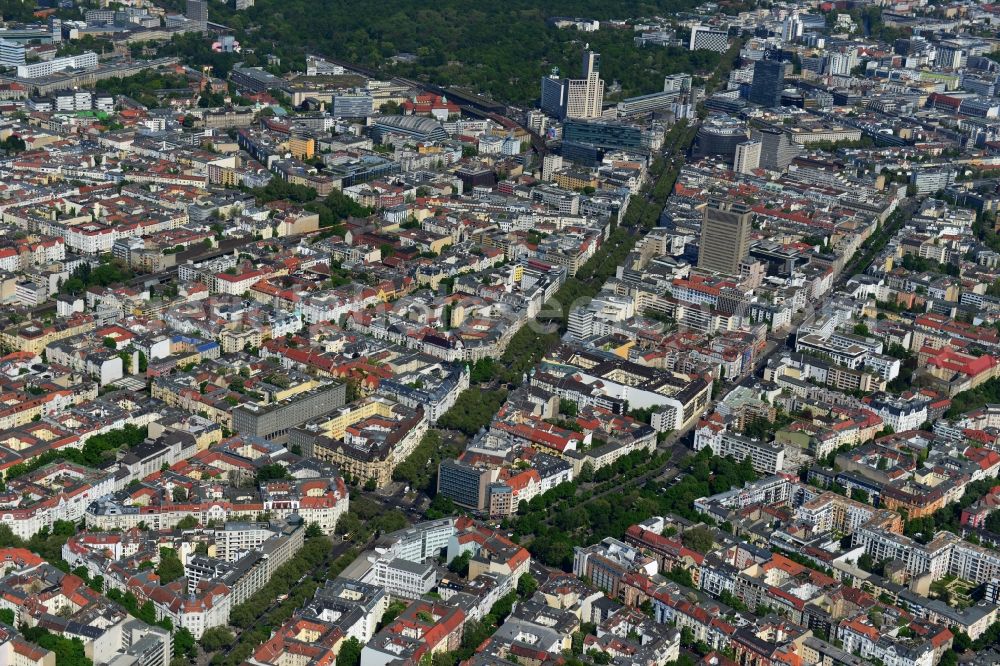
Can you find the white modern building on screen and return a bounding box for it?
[16,51,97,78]
[689,25,729,53]
[734,140,762,174]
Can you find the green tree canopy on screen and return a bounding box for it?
[156,548,184,584]
[336,637,362,666]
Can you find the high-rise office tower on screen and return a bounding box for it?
[748,57,785,108]
[539,50,604,120]
[567,307,595,341]
[733,140,761,174]
[186,0,208,27]
[565,50,604,119]
[0,39,26,67]
[540,71,567,118]
[542,154,563,181]
[698,198,752,275]
[526,109,548,135]
[49,17,62,43]
[751,127,801,171]
[782,12,802,42]
[826,51,858,76]
[564,50,603,118]
[689,25,729,53]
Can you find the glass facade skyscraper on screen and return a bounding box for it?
[748,58,785,108]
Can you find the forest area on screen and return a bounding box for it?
[152,0,724,105]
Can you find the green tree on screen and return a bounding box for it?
[379,101,402,115]
[336,637,363,666]
[381,600,408,628]
[469,358,497,383]
[256,463,290,483]
[392,429,461,495]
[436,389,507,436]
[199,626,235,652]
[156,548,184,584]
[19,627,92,666]
[517,573,538,598]
[939,651,958,666]
[176,516,198,529]
[425,493,456,520]
[664,566,694,587]
[587,649,613,664]
[251,178,317,204]
[858,552,874,572]
[559,399,578,417]
[173,628,196,660]
[3,424,147,480]
[681,525,715,554]
[1,135,26,153]
[448,551,471,577]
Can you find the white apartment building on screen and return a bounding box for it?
[694,425,785,474]
[368,557,436,598]
[868,395,927,433]
[794,493,885,536]
[17,51,98,78]
[837,621,935,666]
[212,522,275,561]
[950,540,1000,585]
[854,528,956,580]
[308,579,389,644]
[734,140,761,174]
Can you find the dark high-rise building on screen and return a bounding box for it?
[698,198,752,275]
[455,165,496,191]
[437,458,492,511]
[751,126,802,171]
[748,58,785,108]
[540,73,567,118]
[186,0,207,26]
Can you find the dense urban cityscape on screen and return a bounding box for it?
[0,0,999,665]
